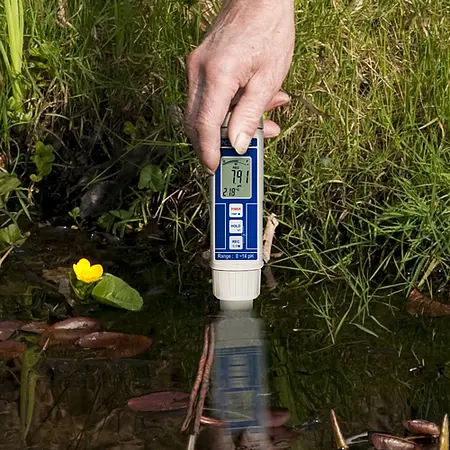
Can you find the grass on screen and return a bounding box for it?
[0,0,450,333]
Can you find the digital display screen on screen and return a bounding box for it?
[221,157,251,199]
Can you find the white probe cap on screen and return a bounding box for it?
[212,269,261,311]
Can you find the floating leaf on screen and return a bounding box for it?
[0,172,21,196]
[92,273,143,311]
[0,320,24,340]
[20,321,49,334]
[407,289,450,317]
[266,407,291,428]
[403,419,440,436]
[371,433,421,450]
[0,329,15,340]
[0,340,26,359]
[138,164,165,192]
[127,391,189,413]
[39,317,102,346]
[440,414,449,450]
[330,409,349,449]
[77,331,152,358]
[48,317,102,331]
[269,426,300,445]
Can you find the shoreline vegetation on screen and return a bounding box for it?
[1,0,450,331]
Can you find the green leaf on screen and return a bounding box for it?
[31,141,55,181]
[110,209,133,220]
[20,346,41,442]
[138,164,165,192]
[0,172,21,195]
[0,223,28,246]
[92,273,143,311]
[123,121,136,137]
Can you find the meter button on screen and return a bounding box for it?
[229,236,243,250]
[229,204,243,218]
[229,220,243,234]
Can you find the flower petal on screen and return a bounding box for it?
[73,258,93,282]
[90,264,103,281]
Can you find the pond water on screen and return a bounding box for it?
[0,227,449,449]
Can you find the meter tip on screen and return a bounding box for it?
[219,299,254,311]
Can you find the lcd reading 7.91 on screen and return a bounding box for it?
[220,157,251,199]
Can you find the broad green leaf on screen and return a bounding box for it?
[138,164,165,192]
[0,172,21,195]
[92,273,143,311]
[0,223,28,246]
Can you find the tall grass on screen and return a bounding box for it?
[0,0,24,112]
[263,0,450,317]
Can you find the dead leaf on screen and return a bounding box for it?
[371,433,421,450]
[263,213,279,263]
[127,391,190,412]
[76,332,152,358]
[402,419,440,436]
[0,340,27,359]
[407,289,450,317]
[330,409,349,449]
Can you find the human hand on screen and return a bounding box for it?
[184,0,295,174]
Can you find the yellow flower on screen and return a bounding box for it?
[73,258,103,283]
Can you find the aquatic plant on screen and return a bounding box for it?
[70,258,143,311]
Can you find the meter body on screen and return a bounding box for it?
[210,115,264,311]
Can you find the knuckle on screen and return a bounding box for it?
[204,55,237,79]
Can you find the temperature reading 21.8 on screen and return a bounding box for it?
[220,157,252,199]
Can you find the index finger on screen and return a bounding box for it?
[192,72,239,173]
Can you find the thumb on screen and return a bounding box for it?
[228,78,276,155]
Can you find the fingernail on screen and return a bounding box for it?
[232,132,252,155]
[265,130,280,138]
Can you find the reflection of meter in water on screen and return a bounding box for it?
[209,115,264,309]
[213,312,270,443]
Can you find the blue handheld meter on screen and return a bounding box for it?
[210,114,264,311]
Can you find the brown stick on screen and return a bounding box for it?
[181,325,210,432]
[194,325,215,434]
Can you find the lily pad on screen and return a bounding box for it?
[127,391,189,413]
[403,419,440,436]
[267,407,291,428]
[92,273,143,311]
[20,321,50,334]
[39,317,102,346]
[0,340,27,359]
[76,331,152,358]
[371,433,421,450]
[0,320,24,340]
